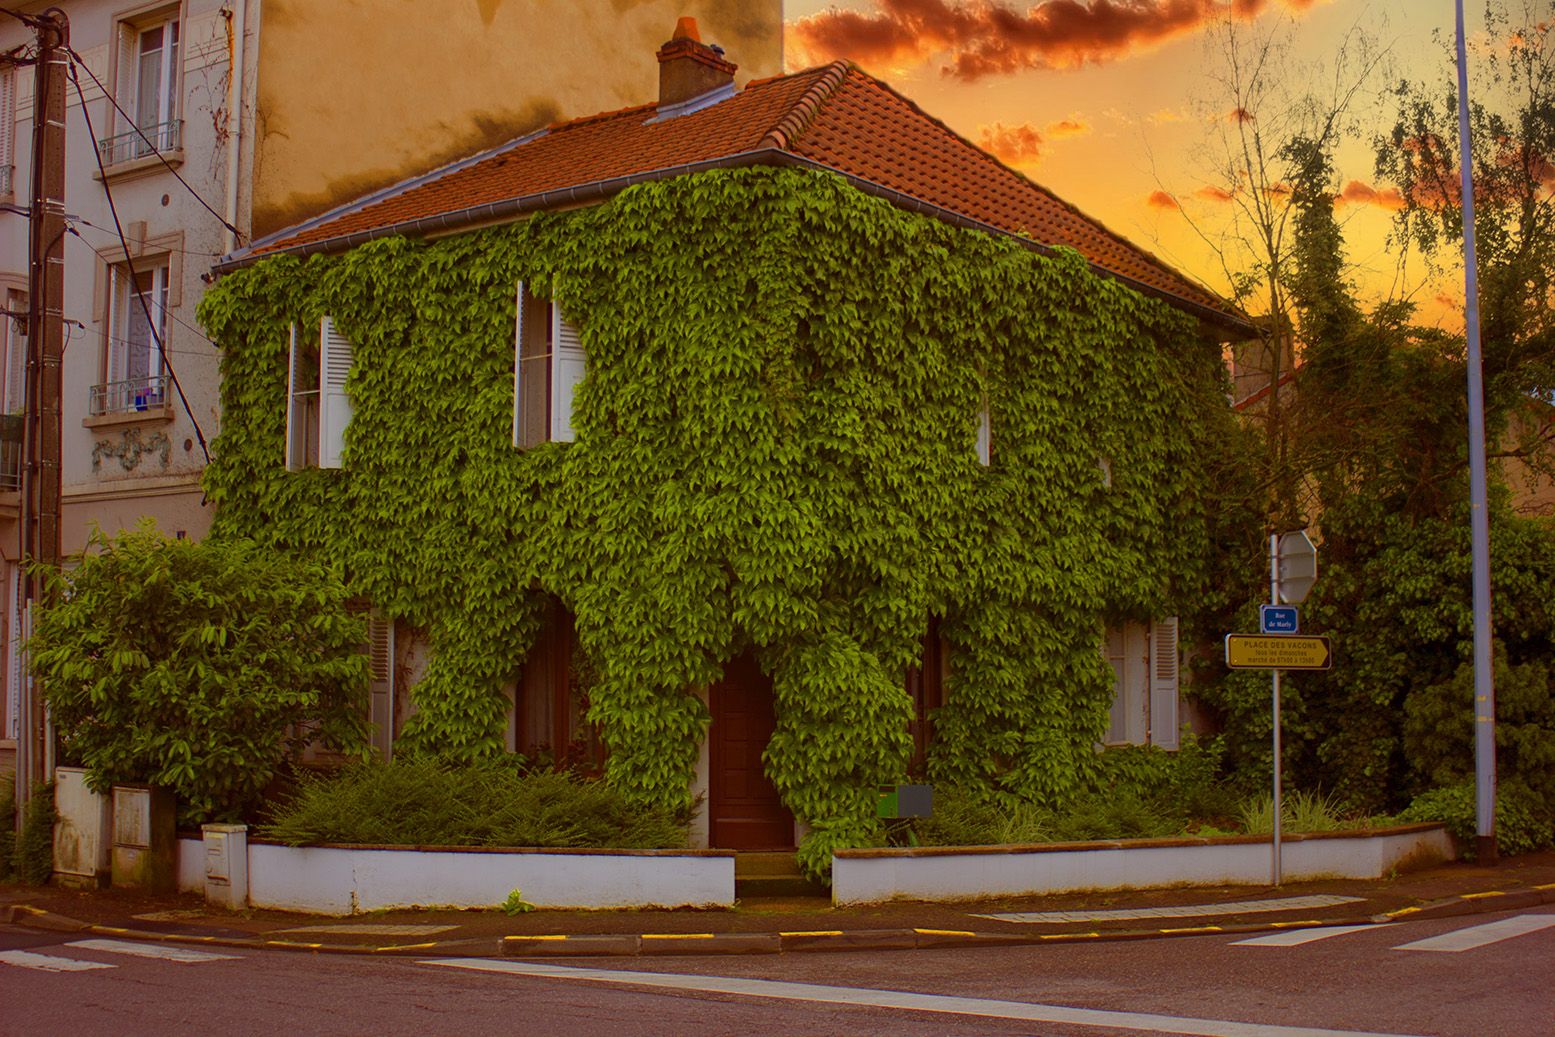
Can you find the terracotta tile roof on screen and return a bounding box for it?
[234,63,1244,329]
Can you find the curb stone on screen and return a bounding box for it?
[7,884,1554,960]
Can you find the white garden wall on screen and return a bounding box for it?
[831,824,1453,905]
[174,837,734,913]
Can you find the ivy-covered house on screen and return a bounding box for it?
[203,21,1251,872]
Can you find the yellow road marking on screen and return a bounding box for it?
[779,931,843,937]
[914,929,975,937]
[1160,925,1222,934]
[505,934,569,941]
[377,942,437,952]
[641,933,714,939]
[1462,890,1508,899]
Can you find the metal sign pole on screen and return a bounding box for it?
[1270,533,1282,886]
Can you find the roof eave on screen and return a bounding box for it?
[213,149,1253,337]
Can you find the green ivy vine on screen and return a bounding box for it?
[198,166,1236,877]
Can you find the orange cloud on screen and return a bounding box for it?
[1335,179,1406,211]
[1045,117,1091,138]
[1195,184,1237,203]
[976,117,1090,166]
[789,0,1323,80]
[1146,189,1181,211]
[978,121,1046,165]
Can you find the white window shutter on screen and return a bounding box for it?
[367,614,395,761]
[0,68,14,178]
[975,397,991,466]
[114,22,137,134]
[4,301,26,414]
[318,316,353,469]
[6,564,21,740]
[512,281,525,449]
[284,322,300,469]
[1149,616,1180,750]
[549,304,585,443]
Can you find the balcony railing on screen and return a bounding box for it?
[90,375,167,417]
[0,164,12,197]
[96,119,182,166]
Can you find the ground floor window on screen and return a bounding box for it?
[512,599,604,774]
[1103,618,1179,749]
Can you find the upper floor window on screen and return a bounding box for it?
[287,316,353,470]
[512,281,585,448]
[91,262,169,416]
[100,8,182,165]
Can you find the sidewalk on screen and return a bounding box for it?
[4,849,1554,959]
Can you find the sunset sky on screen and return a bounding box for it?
[780,0,1529,327]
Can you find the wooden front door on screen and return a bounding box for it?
[708,651,794,850]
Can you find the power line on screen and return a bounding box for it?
[67,59,211,467]
[67,215,229,258]
[64,46,243,246]
[65,226,228,349]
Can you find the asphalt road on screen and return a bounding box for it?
[2,906,1551,1036]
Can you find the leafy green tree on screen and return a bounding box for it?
[30,524,371,824]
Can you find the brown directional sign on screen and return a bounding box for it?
[1224,634,1333,671]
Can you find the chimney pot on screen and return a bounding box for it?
[657,17,736,109]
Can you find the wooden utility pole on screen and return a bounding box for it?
[17,8,68,809]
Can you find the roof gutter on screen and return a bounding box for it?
[213,149,1253,337]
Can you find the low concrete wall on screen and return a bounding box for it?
[831,824,1454,906]
[174,839,735,914]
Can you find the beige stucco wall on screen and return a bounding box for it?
[251,0,783,238]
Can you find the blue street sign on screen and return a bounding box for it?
[1260,605,1299,634]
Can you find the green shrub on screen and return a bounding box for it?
[0,778,15,880]
[16,782,55,886]
[259,759,688,849]
[1398,780,1554,858]
[30,524,371,826]
[1237,789,1350,836]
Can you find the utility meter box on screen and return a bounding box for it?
[111,784,177,891]
[52,767,112,889]
[202,824,249,910]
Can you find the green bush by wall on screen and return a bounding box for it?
[199,167,1238,876]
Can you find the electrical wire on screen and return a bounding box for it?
[67,58,211,466]
[64,45,243,247]
[67,215,229,258]
[65,226,228,349]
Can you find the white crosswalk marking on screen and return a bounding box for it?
[67,938,240,963]
[0,949,115,973]
[1393,914,1555,953]
[1233,924,1391,947]
[423,958,1427,1037]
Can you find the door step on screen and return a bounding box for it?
[734,852,828,898]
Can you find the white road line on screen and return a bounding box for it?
[1393,914,1555,953]
[0,950,115,973]
[979,894,1364,925]
[1232,925,1391,947]
[67,938,240,963]
[421,958,1425,1037]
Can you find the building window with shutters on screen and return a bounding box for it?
[91,261,169,416]
[510,598,604,774]
[512,281,586,448]
[99,6,183,166]
[1102,617,1179,749]
[286,316,353,469]
[1,291,26,492]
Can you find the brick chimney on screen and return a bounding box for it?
[656,16,736,109]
